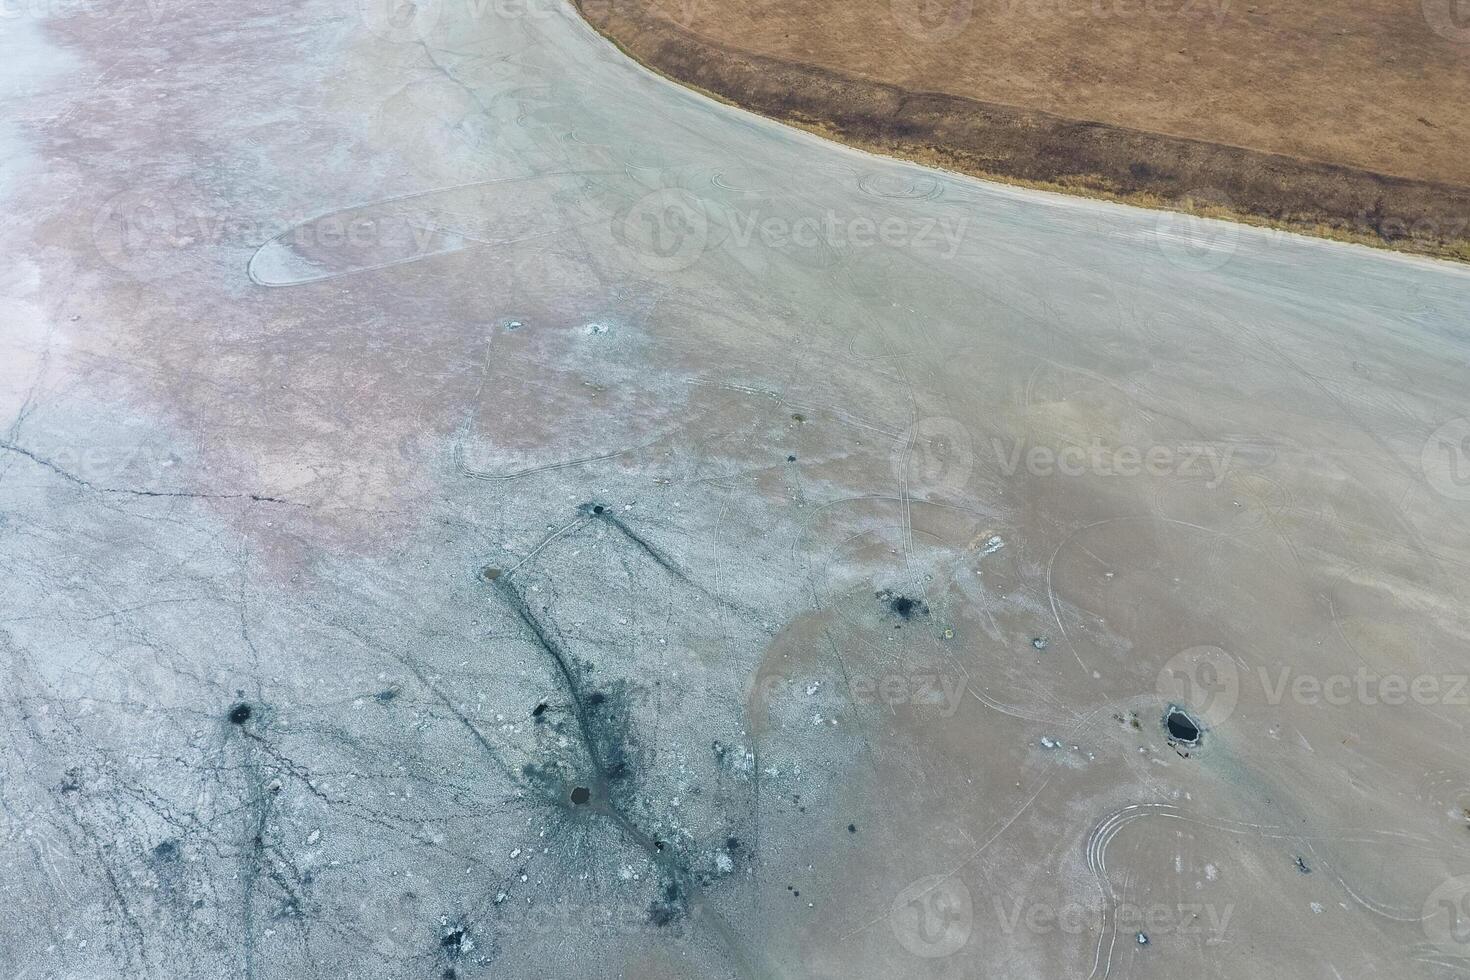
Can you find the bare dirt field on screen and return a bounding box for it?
[578,0,1470,259]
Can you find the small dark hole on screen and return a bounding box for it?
[1164,707,1201,744]
[847,824,857,834]
[532,702,547,718]
[592,505,605,515]
[655,841,665,851]
[228,704,252,724]
[786,454,797,462]
[570,786,591,805]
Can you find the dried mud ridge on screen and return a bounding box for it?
[576,0,1470,262]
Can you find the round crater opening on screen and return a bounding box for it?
[228,703,253,725]
[1164,705,1202,745]
[569,786,592,806]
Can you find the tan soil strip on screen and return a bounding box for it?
[576,0,1470,263]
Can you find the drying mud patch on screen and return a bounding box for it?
[247,175,616,286]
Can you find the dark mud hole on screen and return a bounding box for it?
[1164,705,1202,745]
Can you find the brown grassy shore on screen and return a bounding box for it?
[574,0,1470,262]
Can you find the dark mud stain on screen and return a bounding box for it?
[877,590,928,620]
[152,839,180,862]
[374,687,400,702]
[1163,705,1202,745]
[440,925,469,960]
[648,879,687,926]
[228,703,253,725]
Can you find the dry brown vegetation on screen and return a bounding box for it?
[576,0,1470,260]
